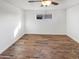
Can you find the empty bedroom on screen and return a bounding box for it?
[0,0,79,59]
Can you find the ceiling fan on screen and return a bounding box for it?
[28,0,59,7]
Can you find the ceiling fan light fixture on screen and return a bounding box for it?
[41,0,51,6]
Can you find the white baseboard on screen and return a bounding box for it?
[67,34,79,43]
[25,33,66,35]
[0,34,24,54]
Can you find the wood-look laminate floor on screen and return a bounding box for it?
[1,34,79,59]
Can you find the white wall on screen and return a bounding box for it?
[67,4,79,43]
[0,0,24,54]
[25,9,66,35]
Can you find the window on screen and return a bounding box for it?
[36,14,52,20]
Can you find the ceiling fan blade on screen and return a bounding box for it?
[28,0,41,3]
[51,2,59,5]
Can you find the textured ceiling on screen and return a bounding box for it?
[3,0,79,10]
